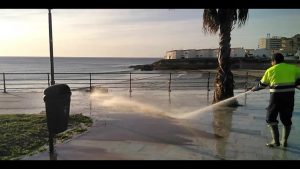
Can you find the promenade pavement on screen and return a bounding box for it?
[1,89,300,160]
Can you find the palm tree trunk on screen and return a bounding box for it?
[213,11,236,105]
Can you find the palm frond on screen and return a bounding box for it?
[203,9,220,34]
[232,9,238,26]
[237,9,248,27]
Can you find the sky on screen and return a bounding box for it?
[0,9,300,58]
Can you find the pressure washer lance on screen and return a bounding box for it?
[247,79,300,91]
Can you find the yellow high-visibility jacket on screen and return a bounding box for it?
[259,63,300,92]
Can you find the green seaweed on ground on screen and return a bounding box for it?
[0,113,93,160]
[56,114,93,142]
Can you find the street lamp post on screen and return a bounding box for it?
[48,9,55,85]
[48,8,56,159]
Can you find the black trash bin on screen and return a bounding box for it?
[44,84,72,134]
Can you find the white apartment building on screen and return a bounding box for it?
[231,48,246,58]
[165,48,245,59]
[195,49,215,58]
[165,50,183,59]
[182,49,197,59]
[245,49,255,56]
[252,48,272,58]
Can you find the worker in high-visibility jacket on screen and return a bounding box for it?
[251,53,300,148]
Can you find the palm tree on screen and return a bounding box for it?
[203,9,249,104]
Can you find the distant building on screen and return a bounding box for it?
[195,49,215,58]
[295,49,300,60]
[258,38,267,49]
[165,50,183,59]
[166,34,300,60]
[231,48,246,58]
[252,48,272,58]
[165,48,245,59]
[183,49,197,59]
[291,34,300,54]
[245,49,255,57]
[258,33,300,56]
[259,36,282,52]
[281,37,294,55]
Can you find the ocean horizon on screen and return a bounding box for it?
[0,56,160,73]
[0,56,257,93]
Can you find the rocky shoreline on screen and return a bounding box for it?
[129,57,300,71]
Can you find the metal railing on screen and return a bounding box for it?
[0,72,260,93]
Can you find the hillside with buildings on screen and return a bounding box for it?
[130,57,272,71]
[164,33,300,60]
[130,33,300,71]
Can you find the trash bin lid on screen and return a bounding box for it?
[44,84,71,96]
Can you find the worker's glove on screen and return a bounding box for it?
[250,85,260,92]
[246,87,253,92]
[296,78,300,90]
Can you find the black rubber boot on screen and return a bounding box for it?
[281,125,291,147]
[266,124,280,147]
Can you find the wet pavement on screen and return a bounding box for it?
[1,89,300,160]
